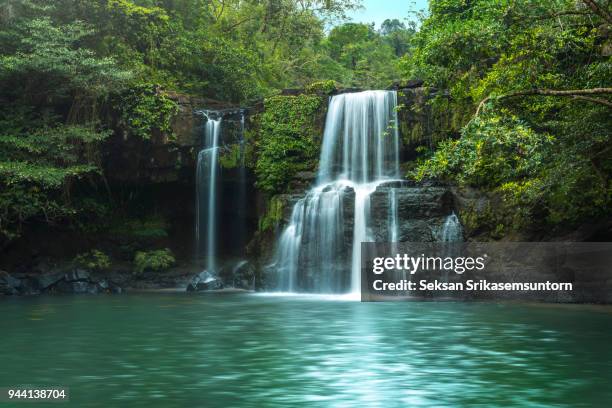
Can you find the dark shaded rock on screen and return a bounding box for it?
[288,172,317,194]
[1,266,124,296]
[231,261,256,290]
[217,265,233,285]
[186,271,224,292]
[96,279,123,294]
[35,272,64,290]
[292,171,316,183]
[0,271,21,295]
[370,185,454,242]
[333,87,365,95]
[32,260,52,275]
[391,79,424,89]
[64,269,91,283]
[55,280,99,294]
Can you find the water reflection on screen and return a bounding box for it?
[1,294,611,407]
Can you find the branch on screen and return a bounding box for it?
[581,0,612,24]
[476,88,612,115]
[533,10,592,20]
[222,16,258,32]
[572,95,612,107]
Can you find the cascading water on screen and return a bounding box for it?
[236,111,247,251]
[196,113,221,273]
[274,90,401,294]
[442,212,463,242]
[388,188,399,242]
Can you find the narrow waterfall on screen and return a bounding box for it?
[196,114,221,273]
[442,212,463,242]
[388,188,399,242]
[235,111,248,253]
[274,90,401,294]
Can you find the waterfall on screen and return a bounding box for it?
[196,114,221,273]
[442,212,463,242]
[388,188,399,242]
[236,111,248,252]
[274,90,401,294]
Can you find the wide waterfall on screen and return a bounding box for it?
[196,113,221,273]
[274,90,401,294]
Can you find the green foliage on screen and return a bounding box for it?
[305,80,338,94]
[0,0,366,247]
[255,95,323,194]
[258,196,285,232]
[0,17,130,103]
[405,0,612,230]
[112,216,169,241]
[218,144,243,169]
[324,22,411,88]
[0,121,112,242]
[133,248,175,274]
[73,250,111,272]
[0,10,129,244]
[116,83,179,140]
[414,115,552,187]
[414,110,611,227]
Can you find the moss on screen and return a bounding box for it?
[459,202,509,240]
[116,83,179,140]
[254,94,325,194]
[408,122,424,145]
[258,195,285,233]
[218,144,242,169]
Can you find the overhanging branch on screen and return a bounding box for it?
[476,88,612,115]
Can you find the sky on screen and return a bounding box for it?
[345,0,429,29]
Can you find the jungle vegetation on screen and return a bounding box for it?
[406,0,611,231]
[0,0,610,248]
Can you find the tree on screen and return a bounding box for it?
[0,14,129,245]
[324,22,401,87]
[407,0,612,229]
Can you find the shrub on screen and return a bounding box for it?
[116,83,179,140]
[305,80,337,94]
[73,250,111,272]
[133,248,175,274]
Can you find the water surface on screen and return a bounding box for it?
[1,293,612,407]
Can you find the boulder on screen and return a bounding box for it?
[96,279,123,294]
[55,280,99,295]
[231,261,256,290]
[64,269,91,283]
[369,184,454,242]
[35,272,64,290]
[186,271,224,292]
[0,271,21,295]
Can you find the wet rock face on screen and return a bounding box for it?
[295,187,355,292]
[0,271,21,295]
[105,94,245,185]
[0,269,122,296]
[370,185,454,242]
[230,261,256,290]
[186,271,224,292]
